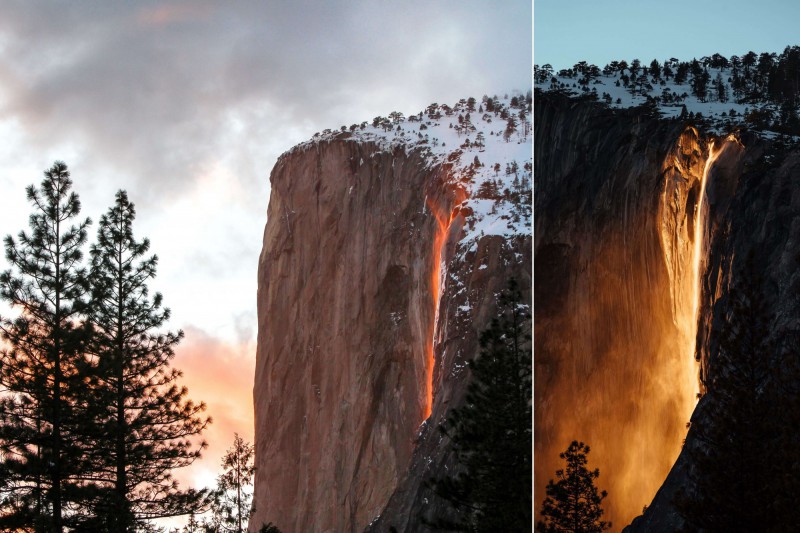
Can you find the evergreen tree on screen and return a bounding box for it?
[503,116,518,142]
[425,279,531,532]
[715,72,728,103]
[649,59,661,79]
[84,190,210,529]
[675,62,690,84]
[208,434,256,533]
[0,162,92,532]
[691,67,711,102]
[536,441,611,533]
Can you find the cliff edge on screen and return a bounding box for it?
[251,95,531,532]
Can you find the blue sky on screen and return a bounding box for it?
[535,0,800,69]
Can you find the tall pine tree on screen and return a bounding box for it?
[84,190,210,529]
[426,278,531,532]
[207,433,256,533]
[0,162,92,532]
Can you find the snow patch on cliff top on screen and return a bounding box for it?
[535,51,800,139]
[290,93,532,246]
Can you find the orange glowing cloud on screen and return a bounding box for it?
[169,326,255,491]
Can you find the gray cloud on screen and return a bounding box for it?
[0,1,530,202]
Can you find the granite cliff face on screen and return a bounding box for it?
[251,94,531,532]
[251,139,448,532]
[536,91,800,530]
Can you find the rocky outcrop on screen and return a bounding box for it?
[250,132,531,532]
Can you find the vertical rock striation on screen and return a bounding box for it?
[251,138,444,532]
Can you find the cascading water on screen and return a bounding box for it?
[684,140,723,403]
[424,192,464,419]
[685,135,741,401]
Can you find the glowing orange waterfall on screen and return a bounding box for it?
[533,110,746,528]
[686,136,741,398]
[424,191,465,419]
[686,140,722,397]
[693,142,723,326]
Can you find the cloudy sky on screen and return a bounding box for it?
[0,0,532,505]
[535,0,800,69]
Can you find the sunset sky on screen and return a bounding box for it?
[0,0,532,512]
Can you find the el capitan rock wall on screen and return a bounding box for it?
[250,133,532,532]
[250,138,445,532]
[251,87,532,532]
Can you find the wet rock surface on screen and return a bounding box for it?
[535,93,705,528]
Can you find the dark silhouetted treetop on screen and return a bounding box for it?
[84,189,210,529]
[537,441,611,533]
[0,161,92,532]
[206,433,256,533]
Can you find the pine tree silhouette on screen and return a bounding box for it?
[83,190,210,529]
[208,433,256,533]
[536,441,611,533]
[425,278,531,532]
[0,162,92,532]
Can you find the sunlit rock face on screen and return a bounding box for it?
[535,92,713,529]
[250,135,531,532]
[250,139,441,532]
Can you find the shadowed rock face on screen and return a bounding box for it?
[537,92,800,531]
[535,93,711,528]
[250,132,531,533]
